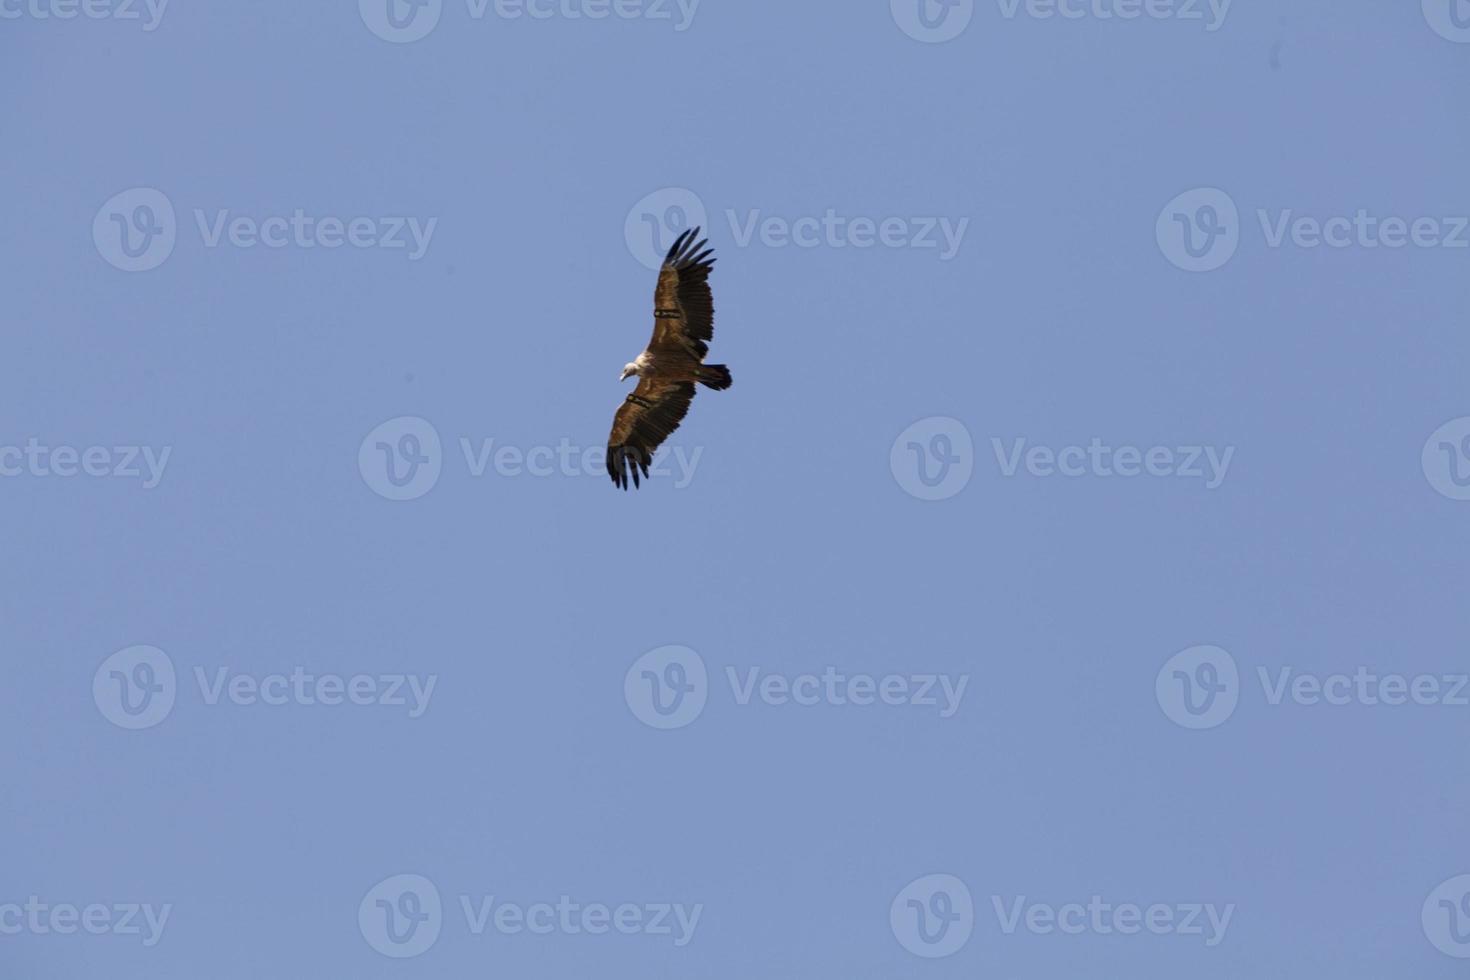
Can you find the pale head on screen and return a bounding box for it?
[620,362,640,382]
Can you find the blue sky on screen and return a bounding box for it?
[2,1,1469,977]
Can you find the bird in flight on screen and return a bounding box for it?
[606,227,732,490]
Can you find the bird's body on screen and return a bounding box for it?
[606,227,732,489]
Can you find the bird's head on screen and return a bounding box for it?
[620,362,640,382]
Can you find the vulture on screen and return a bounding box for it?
[606,226,733,489]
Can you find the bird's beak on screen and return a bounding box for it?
[619,370,630,382]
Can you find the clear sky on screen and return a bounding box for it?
[2,1,1469,977]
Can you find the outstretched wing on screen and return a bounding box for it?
[651,226,716,359]
[606,378,696,490]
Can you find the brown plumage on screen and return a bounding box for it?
[607,227,733,490]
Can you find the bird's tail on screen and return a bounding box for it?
[697,364,733,390]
